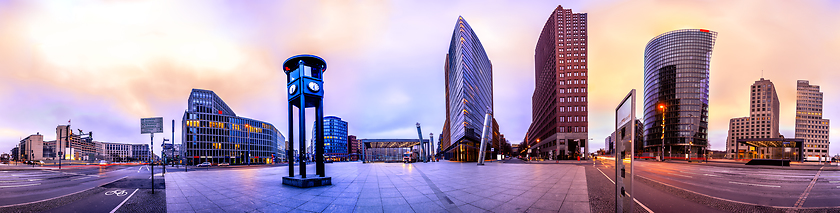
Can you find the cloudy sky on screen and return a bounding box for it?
[1,0,839,157]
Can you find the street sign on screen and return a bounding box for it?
[141,117,164,134]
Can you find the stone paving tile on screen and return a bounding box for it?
[457,203,488,213]
[296,200,331,212]
[470,198,503,210]
[493,202,530,213]
[257,203,294,212]
[353,205,383,213]
[164,162,590,213]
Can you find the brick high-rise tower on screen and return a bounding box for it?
[525,5,588,160]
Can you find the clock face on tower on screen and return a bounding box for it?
[288,84,297,95]
[308,82,320,92]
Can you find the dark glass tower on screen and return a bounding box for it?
[181,89,280,165]
[320,116,348,161]
[643,29,717,158]
[440,16,493,161]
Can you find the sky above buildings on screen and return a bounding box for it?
[1,0,839,156]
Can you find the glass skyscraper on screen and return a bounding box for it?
[440,16,494,162]
[320,116,348,161]
[181,89,280,165]
[643,29,717,158]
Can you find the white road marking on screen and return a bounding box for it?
[0,183,41,188]
[703,174,718,177]
[728,181,780,188]
[71,176,92,181]
[667,173,692,178]
[829,181,839,183]
[109,188,139,213]
[596,167,654,213]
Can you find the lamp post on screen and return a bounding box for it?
[162,138,169,175]
[688,114,696,162]
[659,104,666,161]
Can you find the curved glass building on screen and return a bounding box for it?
[440,16,494,161]
[181,89,280,165]
[643,29,717,159]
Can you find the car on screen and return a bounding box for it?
[99,160,108,166]
[219,162,230,166]
[197,162,212,167]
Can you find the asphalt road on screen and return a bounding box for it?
[594,157,840,208]
[0,165,140,206]
[0,165,165,213]
[587,159,723,213]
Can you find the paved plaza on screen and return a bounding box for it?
[165,161,590,213]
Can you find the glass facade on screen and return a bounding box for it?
[441,16,493,162]
[643,29,717,156]
[320,116,348,161]
[360,139,428,163]
[181,89,279,165]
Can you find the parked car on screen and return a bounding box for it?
[219,162,230,166]
[197,162,212,167]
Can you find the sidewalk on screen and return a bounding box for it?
[165,161,590,212]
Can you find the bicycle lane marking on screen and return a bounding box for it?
[109,188,139,213]
[40,187,137,213]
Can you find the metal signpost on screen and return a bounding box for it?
[141,117,163,194]
[615,90,635,213]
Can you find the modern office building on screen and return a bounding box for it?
[348,135,359,161]
[795,80,830,160]
[439,16,495,162]
[360,139,430,162]
[102,142,133,162]
[726,78,781,158]
[181,89,280,165]
[132,144,150,162]
[320,116,348,161]
[526,5,589,160]
[643,29,717,160]
[56,125,96,161]
[275,133,286,162]
[18,134,44,161]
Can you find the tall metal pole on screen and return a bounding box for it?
[315,98,325,177]
[415,123,424,163]
[477,111,492,165]
[172,119,175,168]
[288,101,295,177]
[247,123,251,166]
[151,133,154,194]
[298,82,307,178]
[429,133,434,162]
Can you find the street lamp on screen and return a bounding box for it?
[688,114,696,163]
[659,104,666,161]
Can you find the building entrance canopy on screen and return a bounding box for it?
[736,138,804,161]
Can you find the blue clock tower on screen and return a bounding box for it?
[282,54,331,188]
